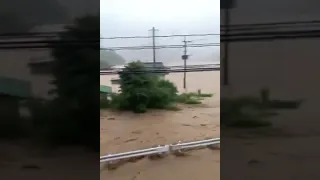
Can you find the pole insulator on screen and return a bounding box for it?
[182,55,188,60]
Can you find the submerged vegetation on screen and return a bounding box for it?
[100,61,213,113]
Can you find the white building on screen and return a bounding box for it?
[0,24,65,100]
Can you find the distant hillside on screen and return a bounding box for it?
[100,50,126,69]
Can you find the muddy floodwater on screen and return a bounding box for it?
[100,71,221,180]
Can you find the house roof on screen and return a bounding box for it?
[142,62,166,68]
[142,62,169,75]
[100,85,112,93]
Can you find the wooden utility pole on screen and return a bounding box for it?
[182,36,192,90]
[221,0,235,85]
[223,8,230,85]
[149,27,158,67]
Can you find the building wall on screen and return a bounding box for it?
[221,1,320,100]
[0,24,66,100]
[0,42,55,100]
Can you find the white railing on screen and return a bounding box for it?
[100,137,220,163]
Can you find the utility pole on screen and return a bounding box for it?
[221,0,234,85]
[223,8,230,85]
[149,27,158,67]
[182,36,192,90]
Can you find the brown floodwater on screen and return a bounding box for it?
[100,71,221,180]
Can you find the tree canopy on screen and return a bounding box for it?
[49,15,99,150]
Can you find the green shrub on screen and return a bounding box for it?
[106,61,216,113]
[176,93,202,104]
[107,61,181,113]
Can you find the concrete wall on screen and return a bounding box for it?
[0,46,55,100]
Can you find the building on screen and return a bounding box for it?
[141,62,169,77]
[220,2,320,101]
[0,24,66,107]
[100,85,112,99]
[0,24,127,101]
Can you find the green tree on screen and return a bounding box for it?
[49,15,99,150]
[118,61,154,112]
[112,61,178,113]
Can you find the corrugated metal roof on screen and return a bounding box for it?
[100,85,112,93]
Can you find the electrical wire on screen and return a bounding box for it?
[221,29,320,42]
[106,43,220,51]
[0,43,219,50]
[1,29,319,47]
[1,21,320,48]
[221,20,320,29]
[99,64,220,71]
[1,29,319,49]
[0,32,219,40]
[100,67,220,75]
[1,20,320,39]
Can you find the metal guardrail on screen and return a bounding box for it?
[100,137,220,163]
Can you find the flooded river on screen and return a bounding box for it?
[100,71,220,180]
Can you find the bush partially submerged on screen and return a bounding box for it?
[102,61,213,113]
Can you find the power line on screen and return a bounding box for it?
[107,45,219,51]
[0,43,219,50]
[106,43,220,51]
[2,29,320,49]
[99,64,220,71]
[1,20,320,39]
[224,23,320,32]
[221,29,320,42]
[100,67,220,75]
[0,32,220,40]
[221,20,320,29]
[2,28,320,49]
[2,29,319,46]
[102,33,219,40]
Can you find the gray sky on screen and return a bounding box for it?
[100,0,220,66]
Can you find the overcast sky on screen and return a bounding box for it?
[100,0,220,65]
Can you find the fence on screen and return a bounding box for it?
[100,137,220,164]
